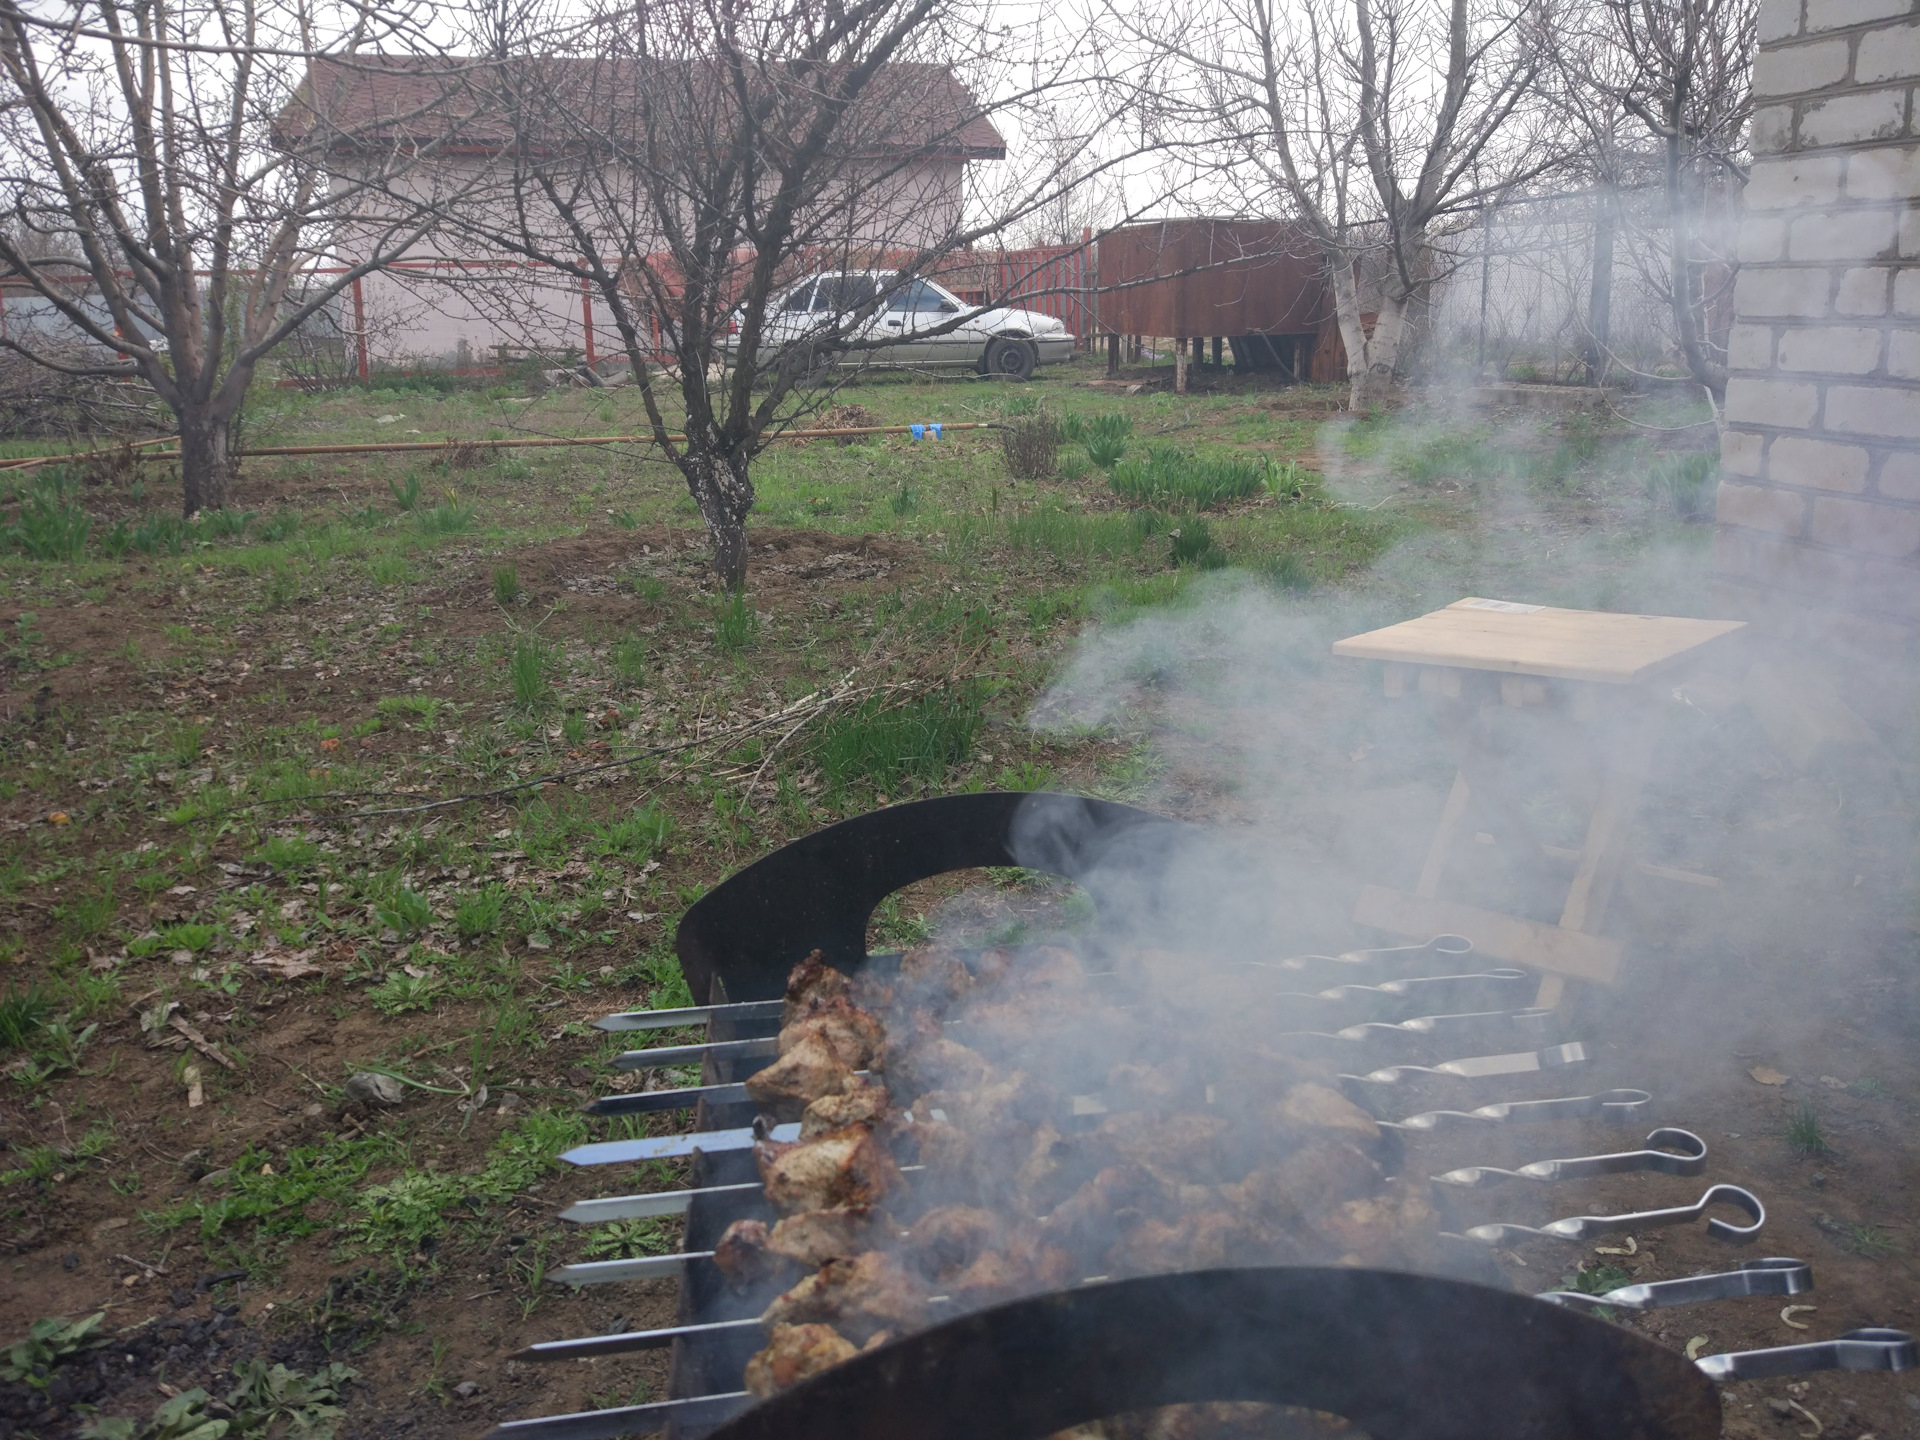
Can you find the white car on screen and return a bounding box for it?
[729,270,1074,380]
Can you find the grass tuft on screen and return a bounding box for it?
[509,635,553,713]
[715,592,757,652]
[1785,1101,1829,1155]
[818,682,983,798]
[1111,447,1268,510]
[493,563,522,606]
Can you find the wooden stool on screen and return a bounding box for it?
[1332,598,1745,1008]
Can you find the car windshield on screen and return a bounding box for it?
[781,282,814,313]
[812,274,880,312]
[883,278,952,313]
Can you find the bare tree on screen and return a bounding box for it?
[325,0,1118,589]
[0,0,460,513]
[1121,0,1553,407]
[1548,0,1753,409]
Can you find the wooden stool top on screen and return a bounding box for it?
[1332,598,1745,685]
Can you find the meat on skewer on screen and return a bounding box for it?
[755,1123,901,1213]
[760,1249,930,1341]
[743,1323,859,1398]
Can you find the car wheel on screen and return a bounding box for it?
[982,336,1036,381]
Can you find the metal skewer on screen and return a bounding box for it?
[1695,1328,1916,1381]
[484,1391,752,1440]
[1383,1088,1652,1132]
[594,999,784,1034]
[560,1122,799,1167]
[1432,1127,1707,1187]
[1284,1008,1558,1049]
[1343,1041,1588,1086]
[1456,1182,1766,1245]
[1536,1257,1808,1315]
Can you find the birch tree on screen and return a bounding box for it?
[1548,0,1753,408]
[1122,0,1552,407]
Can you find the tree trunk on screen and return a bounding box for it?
[681,446,755,591]
[178,407,231,516]
[1345,294,1410,411]
[1584,189,1615,384]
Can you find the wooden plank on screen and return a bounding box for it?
[1332,599,1744,685]
[1352,885,1622,985]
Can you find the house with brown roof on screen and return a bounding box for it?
[284,56,1006,371]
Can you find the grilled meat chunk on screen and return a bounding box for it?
[713,1218,792,1291]
[767,1206,882,1268]
[743,1322,858,1398]
[1106,1209,1252,1275]
[1310,1178,1439,1267]
[885,1034,995,1095]
[1271,1085,1381,1145]
[780,998,885,1068]
[898,944,975,1005]
[756,1123,901,1213]
[904,1204,1000,1279]
[782,951,853,1026]
[745,1034,857,1117]
[800,1076,892,1138]
[1094,1112,1230,1185]
[1041,1163,1164,1262]
[947,1225,1075,1306]
[761,1250,930,1341]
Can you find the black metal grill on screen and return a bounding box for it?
[484,793,1914,1440]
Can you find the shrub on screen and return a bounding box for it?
[1646,451,1717,519]
[818,683,984,798]
[1110,447,1267,509]
[1001,412,1061,479]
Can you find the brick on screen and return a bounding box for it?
[1722,428,1767,477]
[1758,0,1804,40]
[1777,323,1884,371]
[1806,0,1911,29]
[1737,266,1833,316]
[1889,327,1920,375]
[1739,216,1792,263]
[1855,20,1920,81]
[1799,88,1908,146]
[1724,377,1824,428]
[1751,104,1797,154]
[1848,145,1920,200]
[1879,448,1920,497]
[1752,38,1852,96]
[1728,323,1777,370]
[1826,382,1920,436]
[1810,494,1920,555]
[1898,267,1920,313]
[1770,434,1873,490]
[1717,482,1809,534]
[1746,155,1847,208]
[1835,265,1893,313]
[1790,208,1898,259]
[1902,206,1920,255]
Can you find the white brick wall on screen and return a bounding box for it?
[1717,0,1920,637]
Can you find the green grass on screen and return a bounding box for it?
[817,682,984,798]
[1785,1101,1829,1155]
[1002,505,1153,561]
[509,634,554,713]
[715,592,758,652]
[1062,411,1133,469]
[0,984,51,1050]
[1109,447,1269,510]
[493,563,522,605]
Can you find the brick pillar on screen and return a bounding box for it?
[1717,0,1920,657]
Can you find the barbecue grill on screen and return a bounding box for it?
[485,792,1914,1440]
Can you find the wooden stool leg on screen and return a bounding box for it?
[1417,773,1471,899]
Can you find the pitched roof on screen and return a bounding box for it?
[278,55,1006,160]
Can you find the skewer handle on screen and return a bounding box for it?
[593,1000,783,1033]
